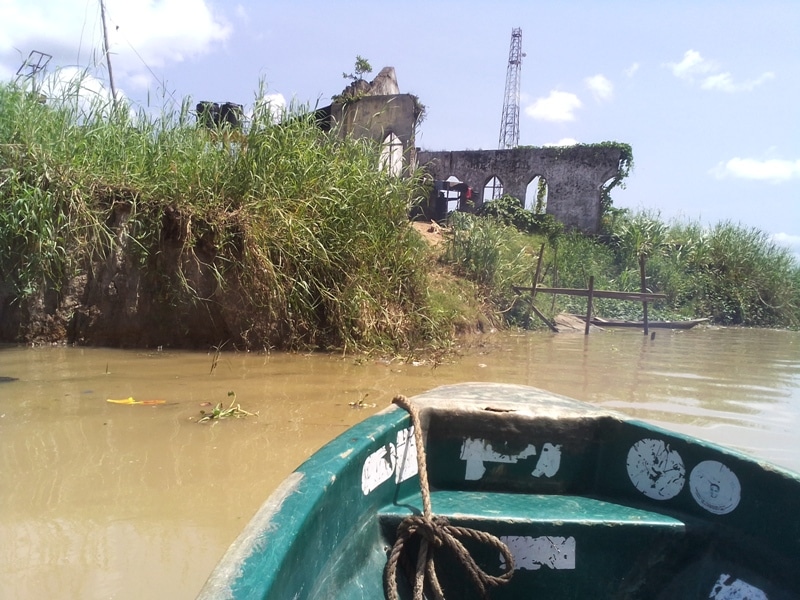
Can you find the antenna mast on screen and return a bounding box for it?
[16,50,52,82]
[498,27,524,149]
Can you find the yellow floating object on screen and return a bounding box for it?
[106,397,166,405]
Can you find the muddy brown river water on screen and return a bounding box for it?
[1,326,798,599]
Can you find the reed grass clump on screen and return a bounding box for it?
[0,75,453,352]
[593,211,799,326]
[441,212,544,326]
[441,204,800,328]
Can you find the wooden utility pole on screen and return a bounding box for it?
[99,0,118,108]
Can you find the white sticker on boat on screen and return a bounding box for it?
[626,438,685,500]
[361,443,396,495]
[532,443,562,478]
[689,460,741,515]
[710,574,767,600]
[361,427,417,495]
[500,536,576,571]
[460,438,537,481]
[395,426,418,483]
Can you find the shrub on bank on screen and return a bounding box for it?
[442,205,800,329]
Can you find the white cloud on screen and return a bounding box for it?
[773,232,800,248]
[624,62,640,78]
[40,67,115,100]
[701,71,775,93]
[772,233,800,262]
[253,92,287,123]
[544,138,579,147]
[18,66,128,119]
[126,73,153,92]
[585,74,613,102]
[667,50,718,81]
[524,91,582,122]
[0,0,231,93]
[711,157,800,183]
[102,0,231,67]
[0,63,14,81]
[666,49,774,93]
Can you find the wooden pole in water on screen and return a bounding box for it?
[530,242,545,323]
[532,243,545,298]
[639,254,649,336]
[550,245,558,313]
[521,244,558,332]
[585,276,594,336]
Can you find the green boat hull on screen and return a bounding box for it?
[198,383,800,599]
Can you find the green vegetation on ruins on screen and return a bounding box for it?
[342,55,373,82]
[1,77,798,356]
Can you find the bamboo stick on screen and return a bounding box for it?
[585,276,594,336]
[640,254,649,336]
[516,286,666,302]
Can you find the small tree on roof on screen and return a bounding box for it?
[343,56,373,81]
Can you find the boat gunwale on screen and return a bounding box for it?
[197,472,305,599]
[196,382,800,599]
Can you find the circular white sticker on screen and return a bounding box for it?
[626,438,686,500]
[689,460,741,515]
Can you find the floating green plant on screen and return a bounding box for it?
[198,391,257,423]
[348,392,376,409]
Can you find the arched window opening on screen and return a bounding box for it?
[483,176,504,202]
[526,176,548,214]
[380,133,403,177]
[600,176,617,213]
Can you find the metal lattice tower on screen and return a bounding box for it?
[498,28,524,149]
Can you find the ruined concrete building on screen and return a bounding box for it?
[315,67,423,178]
[319,67,631,234]
[418,145,627,233]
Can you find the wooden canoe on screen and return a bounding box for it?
[573,315,710,329]
[197,383,800,599]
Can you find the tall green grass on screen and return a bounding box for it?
[598,211,800,326]
[442,205,800,328]
[0,75,453,351]
[441,211,543,326]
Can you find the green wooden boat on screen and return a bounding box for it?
[197,383,800,599]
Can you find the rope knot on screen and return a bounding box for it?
[384,395,515,600]
[397,515,449,548]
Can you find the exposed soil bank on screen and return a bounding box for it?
[1,215,463,350]
[1,206,278,349]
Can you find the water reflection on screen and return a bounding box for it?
[0,327,798,599]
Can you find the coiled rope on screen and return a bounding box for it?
[384,395,515,600]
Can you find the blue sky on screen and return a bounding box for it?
[2,1,798,254]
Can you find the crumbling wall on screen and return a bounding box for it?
[316,67,422,177]
[339,66,400,99]
[417,145,625,233]
[328,95,420,175]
